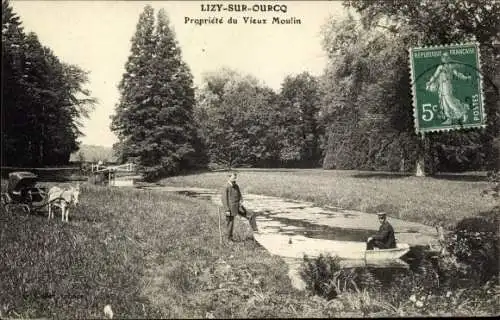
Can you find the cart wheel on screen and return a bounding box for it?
[1,194,12,214]
[1,194,7,206]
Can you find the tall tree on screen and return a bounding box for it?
[195,68,279,167]
[320,14,419,170]
[111,6,205,179]
[2,0,25,165]
[2,0,95,166]
[111,4,155,164]
[15,32,94,165]
[278,72,323,166]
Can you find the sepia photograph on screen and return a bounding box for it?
[1,0,499,318]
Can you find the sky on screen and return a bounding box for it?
[10,0,349,147]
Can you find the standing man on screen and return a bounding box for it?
[366,212,396,250]
[221,172,258,242]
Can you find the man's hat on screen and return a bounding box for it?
[376,212,387,217]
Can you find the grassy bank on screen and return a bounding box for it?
[0,184,336,318]
[160,169,497,229]
[1,181,497,317]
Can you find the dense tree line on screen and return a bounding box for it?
[108,1,499,176]
[194,69,322,168]
[4,0,497,176]
[320,0,500,172]
[1,0,95,167]
[191,1,498,173]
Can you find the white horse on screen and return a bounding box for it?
[47,184,80,222]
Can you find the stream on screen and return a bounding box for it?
[137,185,441,290]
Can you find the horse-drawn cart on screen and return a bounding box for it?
[1,171,48,214]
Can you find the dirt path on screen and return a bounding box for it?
[138,185,440,290]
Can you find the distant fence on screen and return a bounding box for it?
[88,162,138,186]
[1,166,84,181]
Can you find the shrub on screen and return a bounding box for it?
[300,254,341,299]
[481,170,499,199]
[299,254,382,300]
[380,258,441,306]
[446,216,499,284]
[435,253,474,289]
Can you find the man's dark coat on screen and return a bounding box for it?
[371,220,396,249]
[222,182,242,217]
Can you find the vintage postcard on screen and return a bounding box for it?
[2,1,498,318]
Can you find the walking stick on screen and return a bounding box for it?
[217,207,222,245]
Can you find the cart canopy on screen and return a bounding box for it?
[7,171,38,194]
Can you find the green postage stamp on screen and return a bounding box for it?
[409,43,486,133]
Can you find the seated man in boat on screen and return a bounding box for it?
[366,212,396,250]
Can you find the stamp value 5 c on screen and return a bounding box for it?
[409,43,486,133]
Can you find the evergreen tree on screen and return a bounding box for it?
[111,5,156,164]
[2,0,27,165]
[111,6,205,179]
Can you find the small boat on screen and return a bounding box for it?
[253,233,410,264]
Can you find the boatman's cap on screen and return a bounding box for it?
[376,212,387,217]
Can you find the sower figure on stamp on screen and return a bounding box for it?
[425,52,472,124]
[366,212,396,250]
[221,172,258,242]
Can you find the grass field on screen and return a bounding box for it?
[0,183,339,318]
[160,169,498,229]
[1,171,498,318]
